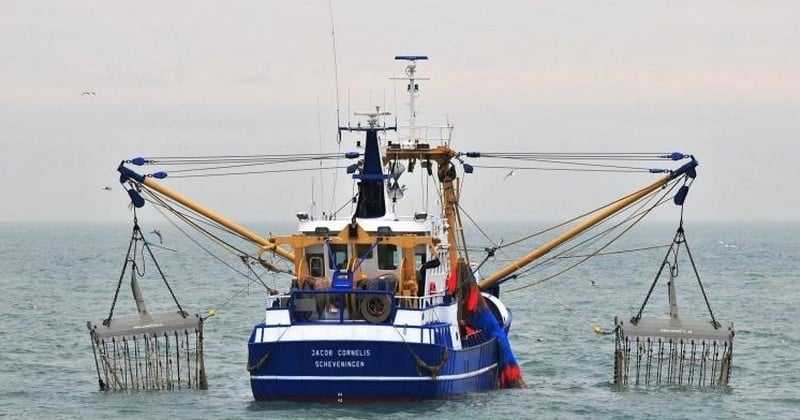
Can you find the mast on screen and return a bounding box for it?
[388,56,462,269]
[391,56,429,143]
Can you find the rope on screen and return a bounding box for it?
[680,226,721,328]
[392,326,450,379]
[140,235,186,316]
[246,351,271,373]
[208,281,256,317]
[246,325,291,372]
[241,255,280,294]
[104,217,139,326]
[111,207,188,317]
[414,347,450,379]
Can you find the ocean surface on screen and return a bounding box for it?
[1,221,798,419]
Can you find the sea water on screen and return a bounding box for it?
[1,221,798,419]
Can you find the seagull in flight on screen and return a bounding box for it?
[101,186,112,191]
[504,170,515,180]
[150,229,163,244]
[717,240,738,249]
[81,91,96,96]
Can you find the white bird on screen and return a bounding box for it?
[81,91,96,96]
[504,170,515,180]
[718,240,738,249]
[150,229,163,244]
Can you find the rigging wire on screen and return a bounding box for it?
[145,185,293,274]
[465,175,675,288]
[466,151,686,173]
[512,180,674,280]
[471,164,650,174]
[141,188,292,287]
[166,165,347,179]
[503,180,681,293]
[328,136,344,218]
[479,243,671,261]
[327,0,341,140]
[476,152,678,160]
[142,153,344,166]
[489,193,630,252]
[317,97,325,219]
[143,188,253,246]
[146,194,253,264]
[329,193,358,219]
[161,156,343,170]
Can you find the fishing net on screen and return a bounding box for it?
[614,223,734,387]
[87,313,207,390]
[614,317,733,386]
[87,220,208,391]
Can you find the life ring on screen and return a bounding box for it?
[360,294,392,324]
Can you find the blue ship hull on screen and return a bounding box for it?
[248,332,500,402]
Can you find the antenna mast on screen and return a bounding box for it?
[392,56,429,142]
[328,0,341,135]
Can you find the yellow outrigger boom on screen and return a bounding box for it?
[118,163,295,262]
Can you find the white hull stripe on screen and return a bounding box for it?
[251,363,497,382]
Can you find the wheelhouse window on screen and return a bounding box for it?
[415,245,427,267]
[329,244,348,269]
[356,244,374,260]
[307,254,324,277]
[377,244,397,270]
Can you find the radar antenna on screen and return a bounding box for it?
[353,106,391,128]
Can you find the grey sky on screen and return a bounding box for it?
[1,1,798,223]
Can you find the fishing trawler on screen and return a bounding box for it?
[94,56,732,401]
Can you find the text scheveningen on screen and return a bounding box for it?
[314,359,366,368]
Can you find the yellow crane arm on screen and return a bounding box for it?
[118,163,295,262]
[478,158,697,289]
